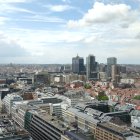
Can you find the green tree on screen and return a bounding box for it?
[133,95,140,100]
[84,84,91,89]
[96,91,109,101]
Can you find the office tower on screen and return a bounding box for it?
[120,65,126,73]
[72,55,84,74]
[111,65,117,81]
[60,65,64,72]
[86,55,98,80]
[107,57,117,79]
[111,65,120,83]
[63,64,72,73]
[99,63,106,72]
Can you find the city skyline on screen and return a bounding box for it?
[0,0,140,64]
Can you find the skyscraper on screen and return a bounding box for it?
[107,57,117,79]
[111,64,120,83]
[72,55,84,74]
[86,55,98,80]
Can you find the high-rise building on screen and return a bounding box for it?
[86,55,98,80]
[120,65,127,73]
[107,57,117,79]
[72,55,84,74]
[99,63,106,72]
[111,65,120,83]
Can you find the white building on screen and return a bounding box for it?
[50,103,62,117]
[12,101,39,128]
[120,78,135,84]
[130,110,140,129]
[3,93,23,114]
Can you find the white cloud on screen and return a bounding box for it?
[112,40,140,64]
[0,17,9,25]
[127,22,140,34]
[21,14,66,23]
[61,0,71,3]
[68,2,138,28]
[1,27,87,63]
[0,1,139,64]
[45,4,73,12]
[0,3,34,14]
[0,33,27,57]
[0,0,34,14]
[0,0,30,3]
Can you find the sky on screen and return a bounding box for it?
[0,0,140,64]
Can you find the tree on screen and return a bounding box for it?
[96,91,109,101]
[133,95,140,100]
[84,84,91,89]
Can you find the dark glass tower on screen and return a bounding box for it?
[86,55,97,80]
[72,55,84,74]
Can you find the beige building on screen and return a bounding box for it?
[96,122,140,140]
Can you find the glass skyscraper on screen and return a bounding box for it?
[72,55,84,74]
[86,55,97,80]
[107,57,117,78]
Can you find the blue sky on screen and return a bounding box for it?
[0,0,140,64]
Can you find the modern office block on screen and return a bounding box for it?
[96,122,135,140]
[25,111,67,140]
[107,57,117,79]
[72,55,84,74]
[86,55,98,80]
[2,93,23,114]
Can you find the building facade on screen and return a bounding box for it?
[3,94,23,114]
[111,65,120,83]
[107,57,117,79]
[72,55,84,74]
[86,55,98,80]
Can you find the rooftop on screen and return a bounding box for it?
[67,107,100,125]
[0,118,31,139]
[98,122,133,137]
[31,110,75,132]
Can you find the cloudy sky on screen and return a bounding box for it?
[0,0,140,64]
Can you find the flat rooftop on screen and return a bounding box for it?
[65,130,94,140]
[98,122,133,137]
[31,110,75,132]
[0,118,30,139]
